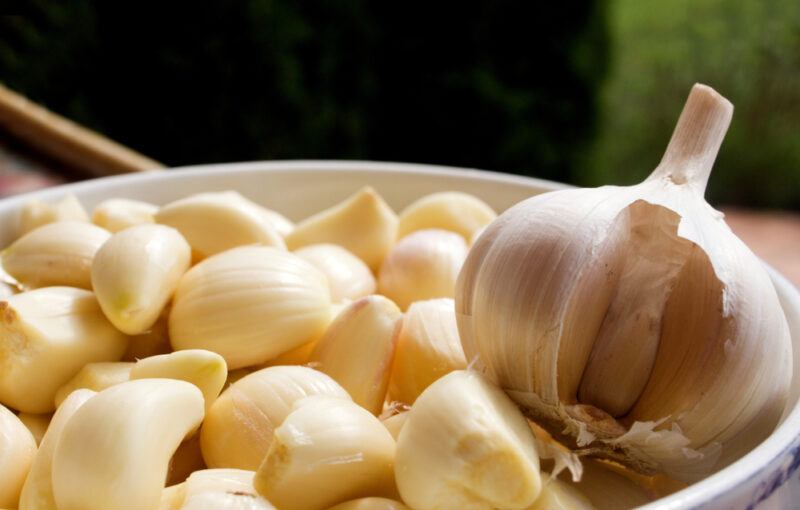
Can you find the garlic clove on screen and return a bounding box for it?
[259,209,294,238]
[286,187,398,272]
[19,389,96,510]
[388,298,466,404]
[527,479,594,510]
[169,246,332,369]
[159,484,186,510]
[92,198,158,233]
[561,460,653,510]
[455,84,793,479]
[378,229,468,310]
[172,469,275,510]
[18,194,89,237]
[51,379,204,510]
[254,395,397,510]
[381,411,408,441]
[308,295,402,414]
[394,370,541,510]
[397,191,496,242]
[155,191,286,259]
[200,365,351,470]
[0,287,129,413]
[294,244,376,303]
[53,361,134,408]
[17,412,51,445]
[328,498,409,510]
[130,349,227,413]
[0,403,37,508]
[2,221,110,289]
[92,224,191,335]
[122,307,172,361]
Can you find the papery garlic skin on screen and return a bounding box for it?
[388,298,466,404]
[309,295,402,414]
[0,287,129,413]
[155,191,286,259]
[0,403,37,508]
[200,366,351,470]
[92,198,158,233]
[295,244,376,302]
[286,187,398,272]
[18,194,89,237]
[2,221,110,289]
[456,84,792,479]
[169,246,331,369]
[395,370,541,510]
[92,224,191,335]
[254,395,397,510]
[378,229,468,310]
[398,191,496,241]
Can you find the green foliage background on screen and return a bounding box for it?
[583,0,800,208]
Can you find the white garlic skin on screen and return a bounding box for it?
[378,229,468,310]
[456,84,792,479]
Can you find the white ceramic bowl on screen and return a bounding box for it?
[1,160,797,509]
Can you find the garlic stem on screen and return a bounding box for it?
[646,83,733,193]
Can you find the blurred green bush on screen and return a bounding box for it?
[583,0,800,208]
[0,2,607,185]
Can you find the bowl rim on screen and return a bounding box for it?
[1,159,798,509]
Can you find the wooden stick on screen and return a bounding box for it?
[0,83,164,176]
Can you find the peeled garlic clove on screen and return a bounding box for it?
[528,479,594,510]
[294,244,376,302]
[563,460,653,510]
[309,295,402,414]
[286,187,398,272]
[18,194,89,237]
[167,435,206,486]
[398,191,496,241]
[18,412,51,445]
[176,469,275,510]
[328,498,409,510]
[2,221,110,289]
[260,208,294,238]
[159,483,186,510]
[378,229,468,310]
[54,361,133,408]
[200,365,351,470]
[0,403,37,508]
[92,224,191,335]
[131,349,227,412]
[92,198,158,232]
[123,308,172,361]
[170,246,331,369]
[388,298,466,404]
[0,287,129,413]
[381,411,408,441]
[52,379,204,510]
[19,389,96,510]
[456,84,793,479]
[254,395,397,510]
[155,191,285,259]
[395,370,541,510]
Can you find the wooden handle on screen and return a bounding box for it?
[0,83,164,176]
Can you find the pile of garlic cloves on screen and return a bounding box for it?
[0,83,791,510]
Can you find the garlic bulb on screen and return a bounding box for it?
[397,191,496,241]
[388,298,466,404]
[394,370,541,510]
[294,244,376,302]
[378,229,468,310]
[169,246,332,369]
[286,187,398,272]
[308,295,402,414]
[18,194,89,237]
[155,191,286,259]
[456,84,793,480]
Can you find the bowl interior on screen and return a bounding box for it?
[0,160,797,508]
